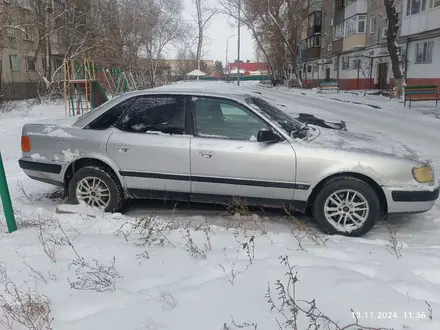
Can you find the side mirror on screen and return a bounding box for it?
[257,128,280,143]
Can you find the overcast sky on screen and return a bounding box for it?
[168,0,256,63]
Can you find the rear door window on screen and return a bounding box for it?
[118,95,187,135]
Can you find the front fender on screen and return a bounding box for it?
[294,161,385,202]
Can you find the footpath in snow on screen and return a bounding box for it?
[0,86,440,330]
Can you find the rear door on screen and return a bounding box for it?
[188,96,297,203]
[106,94,191,198]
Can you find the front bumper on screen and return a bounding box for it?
[383,184,439,214]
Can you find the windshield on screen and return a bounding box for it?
[245,97,304,136]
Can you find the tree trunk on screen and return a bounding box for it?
[249,29,275,79]
[266,8,303,87]
[384,0,403,97]
[196,26,202,80]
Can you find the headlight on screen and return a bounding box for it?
[412,166,434,183]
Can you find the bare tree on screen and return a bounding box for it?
[384,0,403,96]
[193,0,218,76]
[118,0,148,72]
[1,0,110,95]
[141,0,187,87]
[219,0,307,83]
[218,0,276,78]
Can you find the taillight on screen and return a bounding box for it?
[21,136,31,152]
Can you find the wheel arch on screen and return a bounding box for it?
[306,172,388,216]
[63,157,125,191]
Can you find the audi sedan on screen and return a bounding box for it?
[18,85,439,236]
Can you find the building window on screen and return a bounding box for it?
[54,59,63,70]
[26,56,36,71]
[406,0,427,15]
[334,23,344,40]
[431,0,440,7]
[342,56,350,70]
[9,55,20,72]
[415,41,434,64]
[6,27,16,38]
[344,15,366,37]
[370,16,377,33]
[329,18,334,27]
[346,0,356,5]
[313,35,320,47]
[22,25,33,41]
[315,11,322,25]
[357,15,366,33]
[303,35,321,49]
[350,59,360,69]
[327,43,332,52]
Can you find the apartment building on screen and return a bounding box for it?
[1,0,66,100]
[298,0,440,90]
[401,0,440,86]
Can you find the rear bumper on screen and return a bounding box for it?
[383,185,439,214]
[19,159,62,174]
[18,158,64,186]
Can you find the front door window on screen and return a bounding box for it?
[192,97,270,141]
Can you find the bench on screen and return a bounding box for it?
[319,81,340,93]
[404,85,440,109]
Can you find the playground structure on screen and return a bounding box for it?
[63,59,137,116]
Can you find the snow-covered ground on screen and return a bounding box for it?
[1,82,440,330]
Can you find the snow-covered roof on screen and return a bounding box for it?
[186,69,206,76]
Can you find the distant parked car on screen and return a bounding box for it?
[19,86,439,236]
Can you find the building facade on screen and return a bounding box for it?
[228,62,269,76]
[401,0,440,86]
[1,0,67,100]
[297,0,440,90]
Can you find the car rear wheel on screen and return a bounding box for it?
[68,166,125,213]
[313,177,380,236]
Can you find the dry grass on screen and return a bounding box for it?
[0,263,53,330]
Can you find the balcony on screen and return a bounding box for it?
[306,11,322,36]
[301,35,322,60]
[305,47,321,60]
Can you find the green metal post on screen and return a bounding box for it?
[0,152,17,233]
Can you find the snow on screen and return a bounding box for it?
[30,153,47,161]
[1,89,440,330]
[47,129,74,138]
[62,149,80,162]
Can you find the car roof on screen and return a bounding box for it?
[118,81,256,100]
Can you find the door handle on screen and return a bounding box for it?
[116,144,130,152]
[199,149,215,159]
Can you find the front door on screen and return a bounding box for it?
[106,94,191,198]
[378,63,388,90]
[325,68,330,81]
[189,96,297,204]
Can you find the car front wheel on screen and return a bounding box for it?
[68,166,125,213]
[313,176,380,236]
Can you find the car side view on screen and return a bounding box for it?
[19,86,439,236]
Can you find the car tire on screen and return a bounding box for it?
[68,166,125,213]
[312,176,380,237]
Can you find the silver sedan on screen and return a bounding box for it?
[18,84,439,236]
